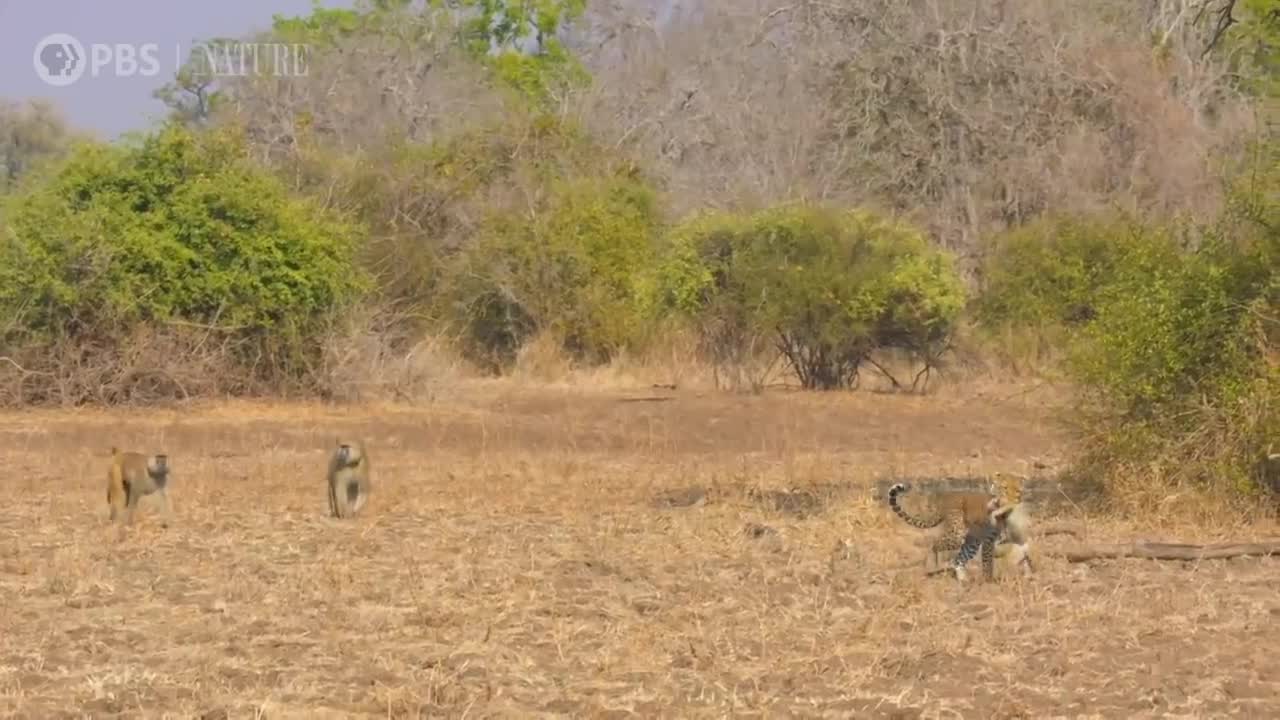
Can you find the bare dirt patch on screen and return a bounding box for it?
[0,382,1275,717]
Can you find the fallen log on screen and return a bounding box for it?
[1052,540,1280,563]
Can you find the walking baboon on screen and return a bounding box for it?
[106,447,173,526]
[327,440,371,519]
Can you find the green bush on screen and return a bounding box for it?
[976,213,1183,330]
[655,205,966,390]
[314,112,635,320]
[1069,241,1258,417]
[0,124,367,378]
[448,170,661,370]
[1004,144,1280,500]
[1066,229,1278,498]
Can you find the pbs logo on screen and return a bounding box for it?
[33,33,86,87]
[34,33,161,87]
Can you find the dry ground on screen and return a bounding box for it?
[0,381,1276,719]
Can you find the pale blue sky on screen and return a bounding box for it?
[1,0,694,140]
[0,0,352,140]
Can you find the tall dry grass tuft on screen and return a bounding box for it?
[501,326,719,392]
[1069,391,1280,525]
[316,304,474,404]
[509,330,577,385]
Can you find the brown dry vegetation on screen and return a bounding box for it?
[2,382,1277,718]
[573,0,1255,259]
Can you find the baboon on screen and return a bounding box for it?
[887,482,1003,582]
[990,472,1035,576]
[106,447,173,526]
[327,440,371,519]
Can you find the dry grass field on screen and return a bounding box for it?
[1,380,1277,718]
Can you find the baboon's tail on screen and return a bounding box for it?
[106,448,123,506]
[887,482,944,529]
[349,479,370,513]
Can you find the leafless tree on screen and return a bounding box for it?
[0,98,89,191]
[570,0,1259,273]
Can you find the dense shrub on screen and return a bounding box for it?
[448,169,661,371]
[976,213,1186,330]
[1067,227,1278,499]
[982,143,1279,501]
[1070,240,1259,415]
[285,112,639,322]
[656,205,966,390]
[971,213,1189,373]
[0,124,367,384]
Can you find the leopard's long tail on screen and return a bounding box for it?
[887,483,944,529]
